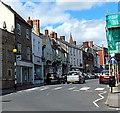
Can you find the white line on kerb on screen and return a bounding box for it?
[93,91,107,108]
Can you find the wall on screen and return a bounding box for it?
[0,2,15,33]
[0,29,15,89]
[32,33,42,58]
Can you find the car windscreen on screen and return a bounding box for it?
[103,73,109,76]
[50,73,57,77]
[68,72,79,75]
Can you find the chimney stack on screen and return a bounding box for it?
[27,17,33,27]
[60,36,65,41]
[89,41,93,47]
[50,32,54,38]
[83,41,89,47]
[45,29,49,35]
[50,31,57,40]
[33,19,40,35]
[74,41,76,45]
[54,32,57,40]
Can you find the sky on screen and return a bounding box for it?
[2,0,119,47]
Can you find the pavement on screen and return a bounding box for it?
[1,83,45,96]
[105,83,120,108]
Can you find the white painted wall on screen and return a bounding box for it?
[32,33,42,64]
[68,46,83,69]
[0,2,15,33]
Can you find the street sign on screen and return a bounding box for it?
[109,57,117,64]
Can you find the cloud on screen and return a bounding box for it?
[44,19,107,47]
[3,0,109,47]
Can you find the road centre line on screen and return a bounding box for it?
[93,91,107,108]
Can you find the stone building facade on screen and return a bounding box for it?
[0,28,15,89]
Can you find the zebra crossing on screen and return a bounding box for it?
[18,86,106,93]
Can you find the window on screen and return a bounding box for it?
[17,43,22,54]
[26,28,30,39]
[17,23,21,35]
[27,47,30,60]
[33,39,35,52]
[7,69,12,76]
[38,41,40,53]
[74,58,76,66]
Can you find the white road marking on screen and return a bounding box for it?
[53,87,62,90]
[95,88,105,91]
[24,87,40,91]
[80,87,90,91]
[40,87,49,91]
[93,91,107,108]
[68,87,76,90]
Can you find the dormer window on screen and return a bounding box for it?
[17,23,21,35]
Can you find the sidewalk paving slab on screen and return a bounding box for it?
[105,83,120,108]
[1,83,45,96]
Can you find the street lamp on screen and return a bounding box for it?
[41,56,45,85]
[13,48,17,90]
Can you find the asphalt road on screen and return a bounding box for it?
[2,79,115,111]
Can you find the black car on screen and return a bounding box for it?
[61,73,67,84]
[46,72,61,84]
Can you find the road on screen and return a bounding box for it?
[2,79,115,111]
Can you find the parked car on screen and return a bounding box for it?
[82,73,89,80]
[99,71,110,84]
[46,72,61,84]
[87,73,95,79]
[67,71,85,84]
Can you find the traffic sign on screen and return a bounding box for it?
[109,57,117,64]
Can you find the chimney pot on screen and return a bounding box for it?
[89,41,93,47]
[45,29,49,35]
[74,41,76,45]
[28,17,30,20]
[83,41,89,47]
[60,36,65,41]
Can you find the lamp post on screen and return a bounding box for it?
[13,48,17,90]
[41,56,45,85]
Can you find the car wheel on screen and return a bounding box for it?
[67,82,69,84]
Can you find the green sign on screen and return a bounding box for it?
[106,14,120,54]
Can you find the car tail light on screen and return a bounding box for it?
[77,72,79,75]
